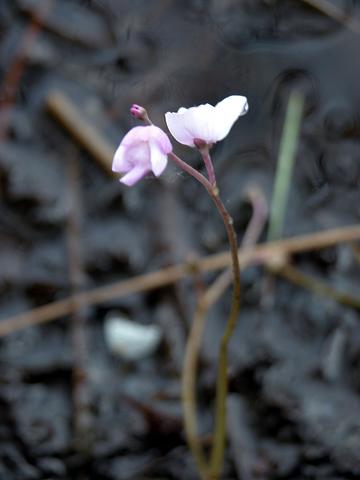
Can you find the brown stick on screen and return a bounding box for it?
[275,263,360,310]
[0,224,360,337]
[66,152,92,451]
[46,91,115,176]
[0,0,54,140]
[301,0,360,34]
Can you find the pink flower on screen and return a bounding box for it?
[165,95,248,147]
[112,125,172,186]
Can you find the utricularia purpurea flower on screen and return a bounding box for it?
[112,94,249,479]
[112,125,172,186]
[112,95,248,185]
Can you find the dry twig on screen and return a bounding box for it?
[46,91,115,175]
[274,262,360,310]
[301,0,360,34]
[66,152,92,451]
[0,224,360,337]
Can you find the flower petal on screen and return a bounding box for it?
[149,126,173,154]
[213,95,248,141]
[120,126,152,146]
[165,110,196,146]
[120,165,149,186]
[113,127,150,173]
[129,142,151,168]
[149,140,168,176]
[183,104,217,144]
[166,104,217,146]
[112,125,172,186]
[112,144,130,173]
[165,95,248,147]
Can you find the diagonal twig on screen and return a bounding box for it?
[0,224,360,337]
[46,91,115,176]
[272,262,360,310]
[301,0,360,34]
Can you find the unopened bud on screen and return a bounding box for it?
[130,104,151,124]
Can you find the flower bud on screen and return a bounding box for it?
[130,104,150,123]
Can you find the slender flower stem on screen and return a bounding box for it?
[193,140,216,186]
[181,261,209,479]
[182,294,210,480]
[169,151,241,479]
[140,108,240,477]
[183,186,267,479]
[208,192,241,479]
[168,152,215,193]
[200,147,217,186]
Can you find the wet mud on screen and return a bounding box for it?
[0,1,360,479]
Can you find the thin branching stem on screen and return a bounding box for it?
[169,150,241,479]
[182,294,210,479]
[199,147,217,186]
[208,189,241,478]
[182,186,268,479]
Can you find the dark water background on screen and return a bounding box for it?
[0,1,360,479]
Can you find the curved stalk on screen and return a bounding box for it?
[182,295,210,480]
[169,151,241,479]
[208,191,241,478]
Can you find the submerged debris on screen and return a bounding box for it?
[104,313,162,361]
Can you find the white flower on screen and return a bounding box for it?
[165,95,248,147]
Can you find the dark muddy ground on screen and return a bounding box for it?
[0,1,360,479]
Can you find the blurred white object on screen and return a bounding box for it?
[104,314,162,361]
